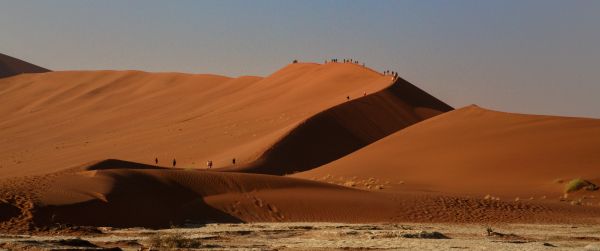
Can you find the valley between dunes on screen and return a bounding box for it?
[1,55,599,233]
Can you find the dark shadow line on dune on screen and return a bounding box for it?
[84,159,167,171]
[0,53,51,79]
[33,171,242,228]
[219,77,453,175]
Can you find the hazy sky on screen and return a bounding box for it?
[1,0,599,118]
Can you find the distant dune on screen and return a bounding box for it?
[295,105,600,197]
[0,53,50,79]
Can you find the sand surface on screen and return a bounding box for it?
[294,105,600,198]
[0,62,393,177]
[224,76,452,174]
[1,56,599,235]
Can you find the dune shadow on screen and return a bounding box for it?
[33,170,241,228]
[224,77,453,175]
[0,53,50,79]
[84,159,166,171]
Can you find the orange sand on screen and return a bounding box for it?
[0,63,390,178]
[295,105,600,198]
[1,56,599,232]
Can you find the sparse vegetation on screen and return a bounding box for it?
[486,226,494,236]
[485,227,523,239]
[401,231,449,239]
[564,178,598,193]
[147,232,202,249]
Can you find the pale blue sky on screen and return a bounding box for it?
[1,0,599,118]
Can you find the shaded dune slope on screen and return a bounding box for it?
[223,77,453,175]
[83,159,165,171]
[33,169,389,228]
[0,53,50,79]
[295,105,600,197]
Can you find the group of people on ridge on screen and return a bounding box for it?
[325,58,365,67]
[324,58,398,80]
[383,70,399,80]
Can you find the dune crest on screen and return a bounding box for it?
[295,105,600,197]
[2,58,598,232]
[0,63,391,178]
[224,76,452,175]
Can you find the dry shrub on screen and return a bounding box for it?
[564,179,598,193]
[147,232,202,249]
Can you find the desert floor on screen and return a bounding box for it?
[1,222,600,250]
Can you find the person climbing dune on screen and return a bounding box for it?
[172,158,176,167]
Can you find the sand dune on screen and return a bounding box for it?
[295,105,600,197]
[0,53,49,79]
[32,169,388,228]
[4,167,594,231]
[1,56,599,232]
[223,77,452,175]
[0,62,392,178]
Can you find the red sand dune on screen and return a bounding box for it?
[223,76,452,175]
[0,62,392,178]
[295,105,600,198]
[1,56,599,232]
[12,166,599,230]
[0,53,50,79]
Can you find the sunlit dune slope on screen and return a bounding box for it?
[295,105,600,197]
[225,76,452,175]
[0,63,392,177]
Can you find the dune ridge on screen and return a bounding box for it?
[223,77,453,175]
[0,63,391,178]
[0,53,50,79]
[295,105,600,197]
[1,56,598,232]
